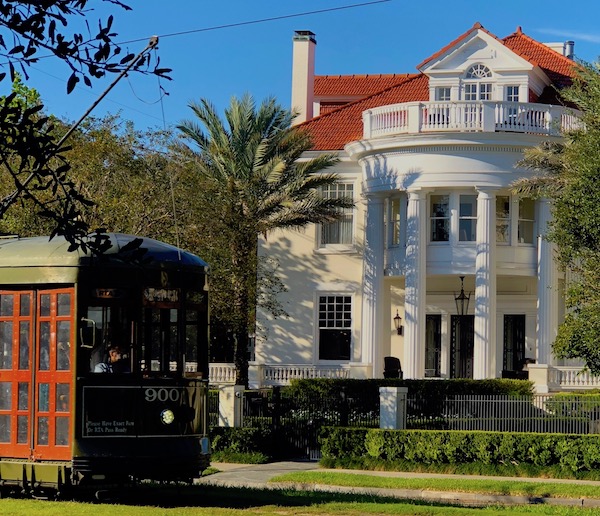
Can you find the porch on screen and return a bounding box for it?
[209,362,600,392]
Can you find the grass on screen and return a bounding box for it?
[318,456,600,480]
[0,484,599,516]
[269,470,600,499]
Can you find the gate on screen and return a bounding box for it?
[243,386,379,459]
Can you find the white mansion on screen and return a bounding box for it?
[214,23,593,392]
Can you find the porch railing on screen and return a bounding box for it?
[209,362,350,387]
[552,366,600,390]
[261,364,349,386]
[363,101,581,139]
[209,363,237,385]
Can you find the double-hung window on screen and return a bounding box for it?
[389,198,402,247]
[318,295,351,360]
[319,183,354,247]
[459,195,477,242]
[436,87,451,101]
[506,86,519,102]
[505,86,520,127]
[496,195,510,244]
[518,198,535,244]
[430,195,450,242]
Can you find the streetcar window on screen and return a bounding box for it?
[170,309,178,372]
[17,383,27,410]
[37,417,48,445]
[0,415,9,442]
[56,321,70,370]
[0,382,10,410]
[17,416,27,444]
[0,321,12,369]
[143,307,179,373]
[40,294,51,317]
[19,321,29,370]
[56,383,69,412]
[0,294,13,316]
[55,417,69,446]
[39,322,50,370]
[85,306,130,372]
[19,293,30,316]
[185,316,198,373]
[57,293,70,316]
[38,383,49,412]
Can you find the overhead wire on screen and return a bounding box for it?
[9,1,393,124]
[118,1,392,45]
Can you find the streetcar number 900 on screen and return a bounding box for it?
[145,388,180,402]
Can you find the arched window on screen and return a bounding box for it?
[464,64,492,101]
[465,64,492,79]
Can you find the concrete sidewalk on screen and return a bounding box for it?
[194,461,600,508]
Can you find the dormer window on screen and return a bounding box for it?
[464,64,492,101]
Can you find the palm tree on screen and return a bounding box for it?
[177,94,353,385]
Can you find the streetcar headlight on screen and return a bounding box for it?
[160,409,175,425]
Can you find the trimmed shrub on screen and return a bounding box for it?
[288,378,533,400]
[319,428,600,473]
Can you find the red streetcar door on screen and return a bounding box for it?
[32,289,74,461]
[0,292,35,458]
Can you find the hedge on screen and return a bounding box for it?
[288,378,534,400]
[320,427,600,472]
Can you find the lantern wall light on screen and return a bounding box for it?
[393,310,403,335]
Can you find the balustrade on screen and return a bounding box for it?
[364,101,580,139]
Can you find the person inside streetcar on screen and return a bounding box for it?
[94,345,130,373]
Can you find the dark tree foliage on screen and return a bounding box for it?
[0,1,170,252]
[514,61,600,374]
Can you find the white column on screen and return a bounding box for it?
[361,195,385,377]
[537,198,559,365]
[404,189,426,378]
[474,188,496,379]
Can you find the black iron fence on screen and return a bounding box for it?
[241,387,379,459]
[208,388,600,460]
[407,394,600,434]
[208,389,219,428]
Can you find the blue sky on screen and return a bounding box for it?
[9,0,600,132]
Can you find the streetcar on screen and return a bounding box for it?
[0,233,211,496]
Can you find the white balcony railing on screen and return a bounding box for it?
[363,101,581,139]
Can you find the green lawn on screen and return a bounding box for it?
[0,481,599,516]
[270,471,600,499]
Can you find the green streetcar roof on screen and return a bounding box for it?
[0,233,208,270]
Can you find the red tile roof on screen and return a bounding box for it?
[502,27,579,88]
[315,74,413,97]
[302,24,580,151]
[303,74,429,150]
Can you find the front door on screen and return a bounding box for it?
[0,289,74,461]
[450,315,474,378]
[503,314,526,373]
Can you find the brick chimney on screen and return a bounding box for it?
[291,31,316,125]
